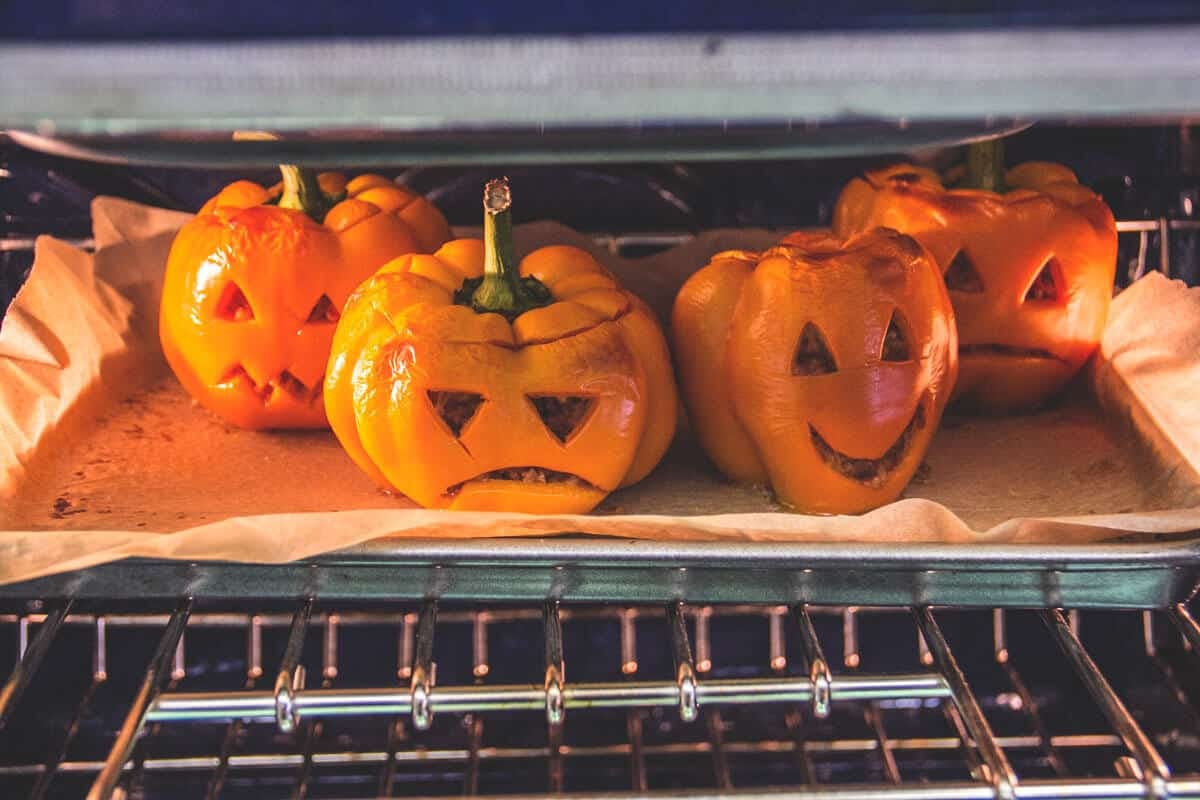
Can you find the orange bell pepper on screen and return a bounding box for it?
[325,178,677,514]
[672,228,957,514]
[834,141,1117,413]
[160,166,451,430]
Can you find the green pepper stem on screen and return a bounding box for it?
[469,178,551,319]
[964,138,1007,193]
[277,164,335,222]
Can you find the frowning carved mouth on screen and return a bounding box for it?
[443,467,602,498]
[960,344,1064,361]
[218,365,323,405]
[809,402,927,488]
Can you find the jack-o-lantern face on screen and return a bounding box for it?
[325,181,678,513]
[160,171,451,429]
[672,228,957,514]
[834,162,1117,413]
[336,295,647,512]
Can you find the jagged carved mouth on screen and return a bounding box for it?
[217,365,322,404]
[960,343,1064,361]
[444,467,601,498]
[809,402,927,488]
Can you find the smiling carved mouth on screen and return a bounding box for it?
[443,467,602,498]
[809,403,927,488]
[218,365,322,405]
[959,343,1063,361]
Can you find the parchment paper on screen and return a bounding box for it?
[1,196,1198,588]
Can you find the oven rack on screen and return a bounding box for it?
[4,601,1200,799]
[4,216,1197,276]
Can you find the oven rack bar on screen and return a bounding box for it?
[4,761,1200,800]
[0,733,1159,771]
[0,605,1177,710]
[144,601,951,728]
[0,602,1171,676]
[145,672,950,724]
[3,600,1188,800]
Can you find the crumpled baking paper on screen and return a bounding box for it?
[0,196,1197,588]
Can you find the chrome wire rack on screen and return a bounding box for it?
[5,217,1198,275]
[4,601,1200,799]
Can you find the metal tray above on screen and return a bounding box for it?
[5,26,1200,140]
[6,121,1033,168]
[1,534,1196,609]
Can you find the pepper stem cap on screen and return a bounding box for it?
[467,178,552,320]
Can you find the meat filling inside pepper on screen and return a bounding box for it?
[809,403,927,489]
[443,467,596,497]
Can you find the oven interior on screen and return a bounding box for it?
[2,117,1200,798]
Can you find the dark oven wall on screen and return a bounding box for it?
[5,0,1200,38]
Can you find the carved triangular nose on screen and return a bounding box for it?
[792,323,837,376]
[881,312,911,362]
[1024,257,1062,303]
[944,250,984,293]
[428,391,485,438]
[215,281,255,321]
[306,294,340,324]
[529,396,596,443]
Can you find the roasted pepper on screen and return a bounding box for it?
[672,228,957,514]
[834,141,1117,413]
[160,166,451,430]
[324,178,678,514]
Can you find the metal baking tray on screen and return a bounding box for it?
[2,168,1198,613]
[0,534,1197,609]
[5,122,1034,168]
[3,219,1199,612]
[5,26,1200,135]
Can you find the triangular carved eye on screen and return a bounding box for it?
[792,323,837,376]
[428,391,484,438]
[1025,257,1062,303]
[944,250,984,293]
[881,311,911,362]
[530,396,595,443]
[215,282,254,321]
[307,295,340,324]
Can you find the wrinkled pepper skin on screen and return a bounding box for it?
[160,173,451,430]
[834,162,1117,413]
[324,241,678,514]
[672,228,957,514]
